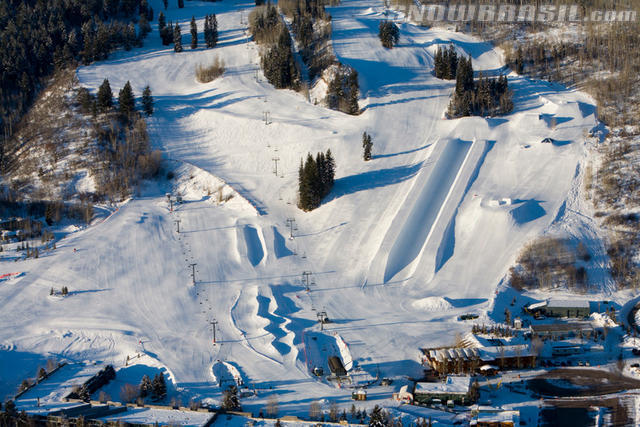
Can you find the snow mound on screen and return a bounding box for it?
[591,312,617,328]
[171,161,257,214]
[334,333,353,371]
[510,200,546,224]
[412,297,453,312]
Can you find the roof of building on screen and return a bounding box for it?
[531,322,594,333]
[415,376,471,395]
[527,301,547,310]
[547,299,589,309]
[478,345,534,361]
[471,410,519,425]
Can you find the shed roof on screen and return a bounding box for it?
[415,376,471,395]
[547,299,589,309]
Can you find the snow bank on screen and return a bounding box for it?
[172,161,257,214]
[334,333,353,372]
[411,296,453,312]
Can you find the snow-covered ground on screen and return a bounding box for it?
[0,0,603,422]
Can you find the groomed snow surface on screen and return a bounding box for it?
[0,0,599,422]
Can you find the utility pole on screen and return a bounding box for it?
[302,271,312,292]
[189,263,197,285]
[210,319,218,344]
[317,311,328,331]
[272,157,280,176]
[286,218,296,239]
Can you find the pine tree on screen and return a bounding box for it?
[348,70,359,115]
[158,11,166,31]
[434,46,443,78]
[97,79,113,111]
[378,21,399,49]
[142,85,154,116]
[163,0,168,9]
[362,132,373,161]
[152,374,167,400]
[178,0,184,8]
[298,151,335,211]
[173,23,183,52]
[516,45,524,74]
[262,26,297,89]
[139,374,152,398]
[211,14,218,47]
[222,385,241,410]
[118,81,135,119]
[159,13,173,46]
[190,16,198,49]
[139,14,151,38]
[447,44,458,80]
[369,405,386,427]
[204,14,218,48]
[123,23,136,51]
[204,15,210,47]
[324,149,335,190]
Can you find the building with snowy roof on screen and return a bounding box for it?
[531,322,594,340]
[544,299,590,318]
[413,376,474,405]
[470,407,519,426]
[421,344,535,374]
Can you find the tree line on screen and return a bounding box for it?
[447,56,513,117]
[434,45,459,80]
[327,65,359,115]
[298,150,335,211]
[159,12,218,52]
[250,5,300,90]
[77,79,160,201]
[0,0,152,158]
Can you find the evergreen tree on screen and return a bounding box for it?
[139,375,152,398]
[158,12,166,32]
[152,374,167,400]
[178,0,184,8]
[446,44,458,79]
[163,0,168,9]
[173,23,183,52]
[159,13,173,45]
[362,132,373,161]
[142,86,154,116]
[97,79,113,111]
[139,14,151,38]
[211,14,218,47]
[190,16,198,49]
[261,26,297,89]
[434,46,443,78]
[348,70,359,115]
[124,23,137,51]
[324,149,335,190]
[204,14,218,48]
[298,150,335,211]
[204,16,211,47]
[222,385,241,410]
[378,21,399,49]
[369,405,386,427]
[118,81,135,120]
[516,45,524,74]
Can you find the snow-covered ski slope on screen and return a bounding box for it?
[1,0,598,415]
